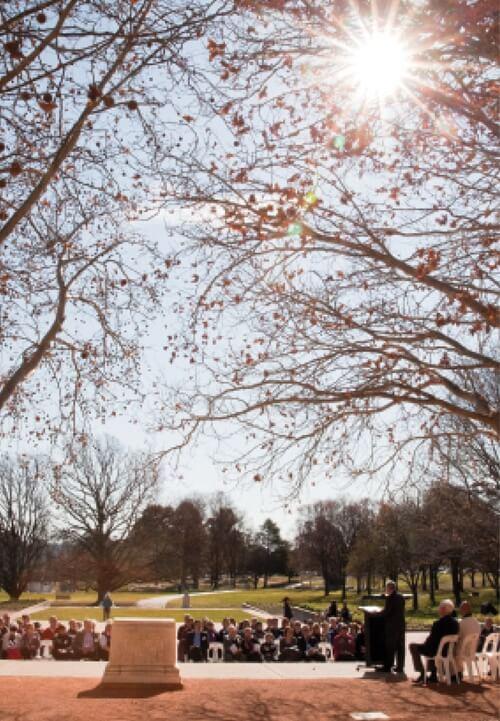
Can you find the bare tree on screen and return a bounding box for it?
[296,501,346,596]
[50,435,158,602]
[0,455,49,600]
[159,0,499,494]
[0,0,257,437]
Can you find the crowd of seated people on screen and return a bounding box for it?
[0,613,111,661]
[177,614,366,663]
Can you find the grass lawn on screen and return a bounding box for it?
[29,607,253,623]
[165,584,499,629]
[0,590,174,606]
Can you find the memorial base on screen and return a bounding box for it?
[100,618,182,690]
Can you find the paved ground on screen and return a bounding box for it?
[0,677,497,721]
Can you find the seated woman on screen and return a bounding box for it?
[298,625,326,662]
[99,622,112,661]
[223,625,242,662]
[332,624,356,661]
[20,624,40,659]
[260,632,277,662]
[240,627,261,662]
[278,626,302,662]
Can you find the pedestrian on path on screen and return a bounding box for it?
[102,592,113,621]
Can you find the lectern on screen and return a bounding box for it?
[358,605,385,667]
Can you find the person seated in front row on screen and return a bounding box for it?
[53,624,75,660]
[332,624,356,661]
[20,623,40,659]
[260,632,278,661]
[240,627,262,662]
[4,626,22,659]
[409,599,459,685]
[186,620,209,662]
[99,622,112,661]
[278,626,302,662]
[223,625,242,662]
[298,625,326,662]
[72,619,99,660]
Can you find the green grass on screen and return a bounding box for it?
[29,607,253,623]
[165,585,499,629]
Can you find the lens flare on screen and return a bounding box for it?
[350,32,408,99]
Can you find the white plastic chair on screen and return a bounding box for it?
[477,632,499,680]
[424,634,459,685]
[457,633,481,681]
[318,641,334,662]
[207,642,224,663]
[40,639,53,659]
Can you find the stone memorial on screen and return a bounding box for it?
[101,617,182,689]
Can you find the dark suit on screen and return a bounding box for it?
[186,630,209,661]
[410,613,459,676]
[379,590,406,671]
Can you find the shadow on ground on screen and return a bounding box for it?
[77,683,183,699]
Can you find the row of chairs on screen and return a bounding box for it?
[424,632,500,685]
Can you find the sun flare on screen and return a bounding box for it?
[349,31,409,99]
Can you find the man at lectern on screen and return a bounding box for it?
[376,580,406,673]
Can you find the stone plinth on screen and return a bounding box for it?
[101,618,182,689]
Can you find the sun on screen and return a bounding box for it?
[349,31,409,100]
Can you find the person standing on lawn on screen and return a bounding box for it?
[102,592,113,621]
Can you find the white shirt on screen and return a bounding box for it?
[456,615,481,662]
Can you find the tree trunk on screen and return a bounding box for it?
[421,566,427,591]
[366,570,372,595]
[451,560,461,606]
[322,567,330,596]
[470,569,475,588]
[341,573,347,601]
[458,567,464,592]
[412,585,419,611]
[356,575,362,594]
[253,574,259,589]
[434,569,439,590]
[429,565,436,606]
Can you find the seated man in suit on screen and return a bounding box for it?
[186,620,209,662]
[410,599,459,684]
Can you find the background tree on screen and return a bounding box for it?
[296,501,345,596]
[0,0,258,438]
[51,436,158,602]
[256,518,289,588]
[205,494,242,590]
[0,455,49,600]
